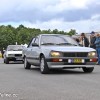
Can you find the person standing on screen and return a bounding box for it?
[79,33,89,47]
[94,33,100,65]
[90,31,96,49]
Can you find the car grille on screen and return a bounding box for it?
[15,54,22,57]
[63,52,88,57]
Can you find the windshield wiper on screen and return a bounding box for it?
[57,43,77,46]
[41,43,56,45]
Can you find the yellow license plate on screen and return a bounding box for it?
[74,59,82,63]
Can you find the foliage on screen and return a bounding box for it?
[0,25,76,50]
[67,29,76,36]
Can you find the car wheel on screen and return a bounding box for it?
[82,67,94,73]
[40,56,49,74]
[24,57,31,69]
[5,58,9,64]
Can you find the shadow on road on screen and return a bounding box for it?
[30,67,86,75]
[50,69,85,74]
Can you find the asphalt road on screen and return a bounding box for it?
[0,58,100,100]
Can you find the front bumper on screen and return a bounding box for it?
[46,57,98,68]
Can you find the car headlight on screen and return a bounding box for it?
[88,51,97,57]
[50,51,62,57]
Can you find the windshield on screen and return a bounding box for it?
[7,45,24,51]
[41,35,79,46]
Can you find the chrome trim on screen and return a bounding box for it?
[49,65,96,68]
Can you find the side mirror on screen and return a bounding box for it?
[32,43,39,47]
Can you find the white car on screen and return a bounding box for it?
[4,45,24,64]
[23,34,98,74]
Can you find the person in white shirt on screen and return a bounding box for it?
[79,33,89,47]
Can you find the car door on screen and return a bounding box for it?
[26,38,35,63]
[30,37,40,65]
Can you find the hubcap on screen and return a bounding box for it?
[40,58,45,72]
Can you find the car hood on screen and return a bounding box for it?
[7,51,22,54]
[42,46,96,52]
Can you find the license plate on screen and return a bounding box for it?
[16,57,22,60]
[74,59,82,63]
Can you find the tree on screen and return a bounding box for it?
[67,29,76,36]
[52,29,59,34]
[0,25,77,50]
[0,25,16,49]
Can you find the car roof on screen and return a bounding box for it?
[39,34,69,37]
[7,45,23,47]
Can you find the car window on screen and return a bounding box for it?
[41,35,78,46]
[7,45,24,51]
[28,38,35,47]
[34,37,39,45]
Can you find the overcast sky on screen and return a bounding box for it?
[0,0,100,33]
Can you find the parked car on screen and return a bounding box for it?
[4,45,24,64]
[23,34,98,74]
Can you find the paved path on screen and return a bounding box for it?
[0,59,100,100]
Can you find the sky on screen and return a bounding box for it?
[0,0,100,33]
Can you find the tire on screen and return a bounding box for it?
[82,67,94,73]
[40,56,49,74]
[5,58,9,64]
[24,57,31,69]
